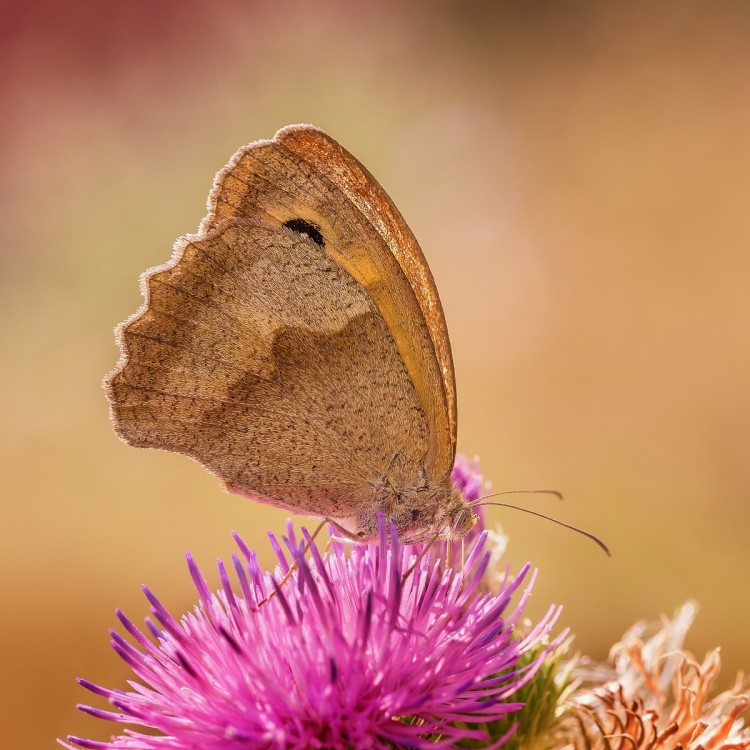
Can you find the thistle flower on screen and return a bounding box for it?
[62,515,564,750]
[557,602,750,749]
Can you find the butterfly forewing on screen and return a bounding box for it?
[277,126,457,457]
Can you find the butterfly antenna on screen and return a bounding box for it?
[472,500,611,556]
[474,488,564,502]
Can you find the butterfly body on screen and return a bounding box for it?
[105,125,476,541]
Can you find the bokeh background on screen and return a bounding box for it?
[2,1,749,746]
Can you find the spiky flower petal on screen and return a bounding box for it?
[62,515,564,750]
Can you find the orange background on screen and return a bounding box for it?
[2,2,749,747]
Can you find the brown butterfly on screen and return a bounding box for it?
[104,124,476,542]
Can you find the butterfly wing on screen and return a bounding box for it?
[105,126,458,522]
[106,216,432,518]
[205,125,457,479]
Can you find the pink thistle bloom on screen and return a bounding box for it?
[62,515,563,749]
[451,453,487,504]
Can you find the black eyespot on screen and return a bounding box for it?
[283,218,325,247]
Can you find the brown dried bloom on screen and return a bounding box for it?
[556,602,750,749]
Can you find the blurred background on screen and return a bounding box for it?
[2,1,749,746]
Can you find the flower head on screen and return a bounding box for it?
[557,602,750,749]
[63,514,563,750]
[451,453,487,504]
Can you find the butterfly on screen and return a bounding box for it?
[104,124,476,542]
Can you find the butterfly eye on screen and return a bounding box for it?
[283,218,325,247]
[451,508,476,537]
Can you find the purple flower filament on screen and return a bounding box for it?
[62,515,563,750]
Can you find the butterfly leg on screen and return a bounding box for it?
[400,532,440,584]
[444,536,467,575]
[384,449,401,476]
[325,518,371,543]
[369,452,401,501]
[255,519,328,608]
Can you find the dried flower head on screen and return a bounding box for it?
[62,514,564,750]
[557,602,750,750]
